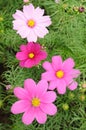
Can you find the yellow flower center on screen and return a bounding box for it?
[56,70,64,78]
[32,98,40,107]
[28,53,34,59]
[27,20,35,27]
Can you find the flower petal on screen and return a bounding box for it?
[41,72,56,81]
[16,52,28,60]
[70,69,80,78]
[11,100,30,114]
[57,80,66,94]
[22,107,35,125]
[49,80,57,90]
[68,81,78,90]
[40,91,57,103]
[36,80,48,97]
[24,78,36,97]
[42,61,53,71]
[27,30,37,42]
[52,56,62,71]
[20,44,27,51]
[14,87,30,100]
[19,60,26,67]
[63,58,75,72]
[40,103,57,115]
[13,10,26,21]
[23,4,34,19]
[24,59,35,68]
[35,108,47,124]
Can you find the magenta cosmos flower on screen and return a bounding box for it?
[13,4,52,42]
[11,79,57,125]
[41,56,80,94]
[16,42,47,68]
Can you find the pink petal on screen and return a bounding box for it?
[14,87,30,100]
[70,69,80,78]
[11,100,30,114]
[49,80,57,90]
[68,81,78,90]
[52,56,63,71]
[57,80,66,94]
[40,103,57,115]
[16,52,28,60]
[19,60,26,67]
[63,58,75,72]
[27,42,41,53]
[40,91,57,103]
[27,30,37,42]
[13,20,26,30]
[35,108,47,124]
[36,51,47,61]
[20,44,27,51]
[23,4,34,19]
[41,72,56,81]
[22,107,35,125]
[24,59,35,68]
[24,79,36,97]
[42,61,53,71]
[36,80,48,97]
[13,10,27,21]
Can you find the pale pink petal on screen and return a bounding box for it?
[52,56,63,71]
[35,108,47,124]
[33,7,44,19]
[64,76,72,85]
[68,81,78,90]
[11,100,30,114]
[38,16,52,26]
[34,26,49,38]
[49,80,57,90]
[22,107,35,125]
[41,71,56,81]
[17,26,31,38]
[24,79,36,97]
[16,52,28,60]
[40,91,57,103]
[13,20,26,30]
[70,69,80,78]
[23,4,34,19]
[20,44,27,51]
[36,80,48,97]
[40,103,57,115]
[13,10,27,21]
[27,30,37,42]
[63,58,75,72]
[42,61,54,71]
[14,87,30,100]
[57,80,66,94]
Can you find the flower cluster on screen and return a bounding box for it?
[11,3,80,125]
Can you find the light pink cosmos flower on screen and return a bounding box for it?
[41,56,80,94]
[13,4,52,42]
[11,79,57,125]
[16,42,47,68]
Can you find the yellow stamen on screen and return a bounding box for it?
[27,20,35,27]
[32,98,40,107]
[56,70,64,78]
[28,53,34,59]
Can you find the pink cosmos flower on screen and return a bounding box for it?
[13,4,52,42]
[11,79,57,125]
[41,56,80,94]
[16,42,47,68]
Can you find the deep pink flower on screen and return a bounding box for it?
[13,4,52,42]
[41,56,80,94]
[16,42,47,68]
[11,79,57,125]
